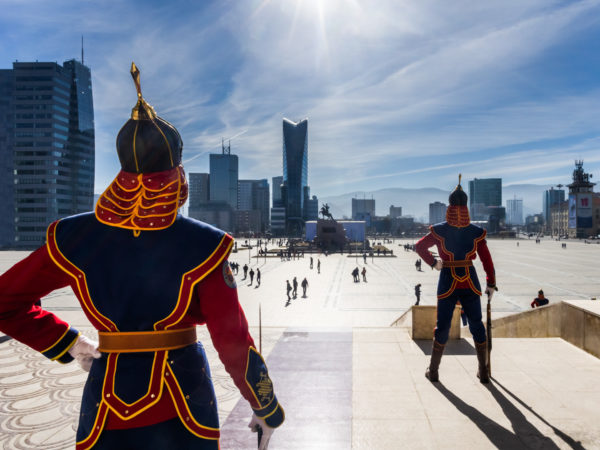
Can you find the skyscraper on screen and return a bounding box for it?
[506,197,524,225]
[209,143,238,206]
[0,60,95,249]
[282,118,308,235]
[468,178,502,221]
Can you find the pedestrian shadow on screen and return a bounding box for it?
[415,339,475,356]
[433,380,582,449]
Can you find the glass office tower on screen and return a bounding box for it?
[0,60,95,249]
[282,118,308,235]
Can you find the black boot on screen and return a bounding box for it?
[425,340,445,382]
[475,341,490,384]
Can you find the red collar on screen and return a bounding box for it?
[446,205,470,227]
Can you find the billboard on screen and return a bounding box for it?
[568,194,576,229]
[577,193,593,228]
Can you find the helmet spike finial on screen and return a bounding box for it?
[129,62,156,120]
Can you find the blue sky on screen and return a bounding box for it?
[1,0,599,196]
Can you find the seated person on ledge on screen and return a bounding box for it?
[531,289,550,308]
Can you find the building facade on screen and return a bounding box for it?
[209,150,238,209]
[304,195,319,221]
[352,198,375,220]
[238,179,270,233]
[505,197,524,226]
[389,205,402,219]
[270,207,286,236]
[282,118,308,235]
[468,178,502,221]
[188,173,210,207]
[272,175,283,208]
[567,161,595,238]
[428,201,446,224]
[0,60,95,249]
[543,187,565,229]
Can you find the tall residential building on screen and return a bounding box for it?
[429,201,447,224]
[272,175,283,208]
[389,205,402,219]
[209,142,238,209]
[543,187,565,226]
[238,179,270,233]
[468,178,502,221]
[188,173,210,207]
[506,197,524,225]
[0,60,95,249]
[282,118,308,235]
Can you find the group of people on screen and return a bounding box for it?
[286,277,309,303]
[239,263,262,287]
[351,266,367,283]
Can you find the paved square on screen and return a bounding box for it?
[0,238,599,448]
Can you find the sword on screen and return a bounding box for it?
[486,295,492,377]
[257,303,263,448]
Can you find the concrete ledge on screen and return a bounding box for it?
[491,300,600,358]
[408,305,461,340]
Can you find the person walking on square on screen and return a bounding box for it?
[361,267,367,282]
[0,64,283,450]
[310,256,313,269]
[286,280,292,301]
[317,259,321,274]
[301,278,308,297]
[352,267,360,283]
[363,253,367,264]
[416,175,496,384]
[292,277,298,298]
[243,263,248,280]
[256,268,261,287]
[414,283,422,305]
[531,289,549,308]
[249,268,255,286]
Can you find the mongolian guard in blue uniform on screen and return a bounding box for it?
[415,176,497,384]
[0,63,283,449]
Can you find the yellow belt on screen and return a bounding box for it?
[98,327,197,353]
[442,260,473,268]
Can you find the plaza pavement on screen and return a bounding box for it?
[0,238,599,449]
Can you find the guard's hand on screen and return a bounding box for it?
[485,286,497,301]
[68,335,101,372]
[249,413,274,450]
[433,260,443,271]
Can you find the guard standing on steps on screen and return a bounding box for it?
[415,175,497,384]
[0,63,283,450]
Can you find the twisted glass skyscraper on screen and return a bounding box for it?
[282,118,308,235]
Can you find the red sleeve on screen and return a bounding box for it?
[194,261,284,427]
[415,232,438,267]
[0,245,80,362]
[476,239,496,287]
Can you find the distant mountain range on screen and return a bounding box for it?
[320,184,552,222]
